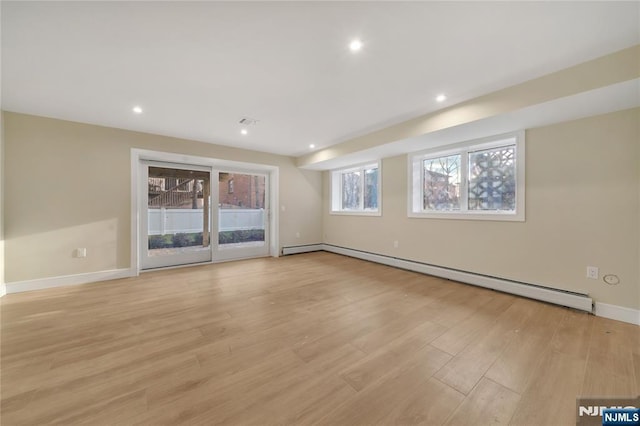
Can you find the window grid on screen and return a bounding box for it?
[331,162,381,215]
[409,132,524,221]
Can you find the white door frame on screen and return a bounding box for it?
[139,160,214,270]
[130,149,279,274]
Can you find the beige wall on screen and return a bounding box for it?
[3,112,322,282]
[4,109,639,310]
[1,112,5,287]
[324,108,640,310]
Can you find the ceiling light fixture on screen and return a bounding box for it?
[241,129,248,135]
[132,106,143,114]
[349,39,363,52]
[436,94,447,102]
[309,144,315,149]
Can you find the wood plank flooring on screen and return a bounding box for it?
[1,252,638,425]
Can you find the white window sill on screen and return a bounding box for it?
[408,211,524,222]
[330,210,381,217]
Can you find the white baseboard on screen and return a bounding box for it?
[282,244,324,256]
[5,268,137,294]
[0,284,6,297]
[595,303,640,326]
[322,244,594,313]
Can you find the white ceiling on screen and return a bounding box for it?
[308,78,640,170]
[2,1,639,157]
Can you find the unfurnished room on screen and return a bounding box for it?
[0,1,639,425]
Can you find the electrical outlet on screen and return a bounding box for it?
[603,274,620,285]
[296,232,300,238]
[586,266,599,280]
[393,240,399,248]
[76,248,87,258]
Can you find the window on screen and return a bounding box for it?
[409,132,524,221]
[331,162,381,215]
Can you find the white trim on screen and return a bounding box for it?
[322,244,397,268]
[4,268,136,294]
[330,160,381,216]
[408,131,525,222]
[137,254,270,273]
[139,160,213,269]
[595,302,640,326]
[0,284,6,297]
[130,149,280,274]
[270,169,279,258]
[408,209,526,221]
[281,244,324,255]
[329,210,382,217]
[321,244,593,312]
[130,151,140,273]
[214,169,271,262]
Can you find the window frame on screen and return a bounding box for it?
[408,131,525,221]
[330,161,382,216]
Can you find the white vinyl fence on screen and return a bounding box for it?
[148,208,265,235]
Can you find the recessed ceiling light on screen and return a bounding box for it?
[349,39,363,52]
[241,129,248,135]
[436,94,447,102]
[132,106,143,114]
[309,144,315,149]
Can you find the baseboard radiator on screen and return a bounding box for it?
[281,243,593,313]
[281,244,324,256]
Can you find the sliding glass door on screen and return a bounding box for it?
[139,161,270,269]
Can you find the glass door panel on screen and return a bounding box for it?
[141,162,212,269]
[216,172,269,260]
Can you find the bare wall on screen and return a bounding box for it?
[3,112,322,282]
[1,112,5,287]
[323,108,640,310]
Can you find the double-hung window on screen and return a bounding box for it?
[331,162,381,215]
[409,132,524,221]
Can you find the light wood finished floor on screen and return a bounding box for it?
[1,252,639,425]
